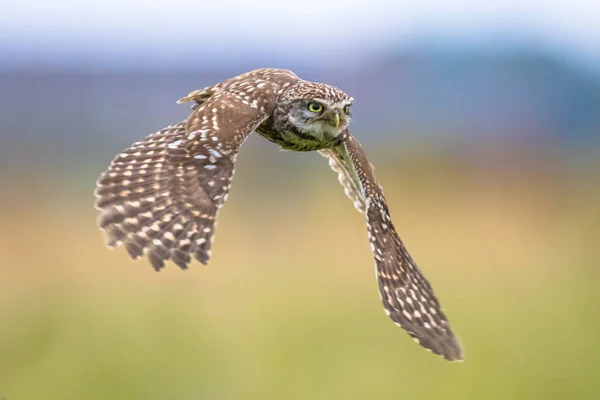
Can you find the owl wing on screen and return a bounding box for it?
[324,133,463,361]
[95,92,272,271]
[318,148,367,214]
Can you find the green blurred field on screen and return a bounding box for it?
[1,147,599,399]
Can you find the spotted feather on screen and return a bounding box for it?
[334,134,463,361]
[95,92,273,270]
[319,147,366,214]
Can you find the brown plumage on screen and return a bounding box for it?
[95,68,463,361]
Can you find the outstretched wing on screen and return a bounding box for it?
[95,92,271,271]
[327,133,463,361]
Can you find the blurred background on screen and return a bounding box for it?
[1,0,599,398]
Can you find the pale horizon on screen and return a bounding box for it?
[1,0,599,72]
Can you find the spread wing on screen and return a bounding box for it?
[325,133,463,361]
[95,92,272,271]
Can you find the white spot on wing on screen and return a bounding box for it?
[168,140,183,149]
[208,149,221,158]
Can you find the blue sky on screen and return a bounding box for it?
[2,0,600,70]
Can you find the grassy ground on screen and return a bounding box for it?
[1,151,599,399]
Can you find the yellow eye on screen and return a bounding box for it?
[307,102,323,113]
[344,105,351,114]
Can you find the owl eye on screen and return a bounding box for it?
[307,102,323,113]
[343,105,351,114]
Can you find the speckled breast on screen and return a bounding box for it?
[255,118,341,152]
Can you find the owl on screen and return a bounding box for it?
[95,68,463,361]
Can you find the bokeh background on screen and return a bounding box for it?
[1,1,600,398]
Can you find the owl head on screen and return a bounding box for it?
[275,81,353,141]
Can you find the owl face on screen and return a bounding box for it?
[287,98,352,138]
[276,82,353,142]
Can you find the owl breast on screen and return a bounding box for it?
[256,117,341,152]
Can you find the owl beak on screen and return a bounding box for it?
[332,112,340,128]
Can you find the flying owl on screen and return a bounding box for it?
[95,68,463,361]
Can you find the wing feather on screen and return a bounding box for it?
[318,148,367,214]
[95,93,271,270]
[336,133,463,361]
